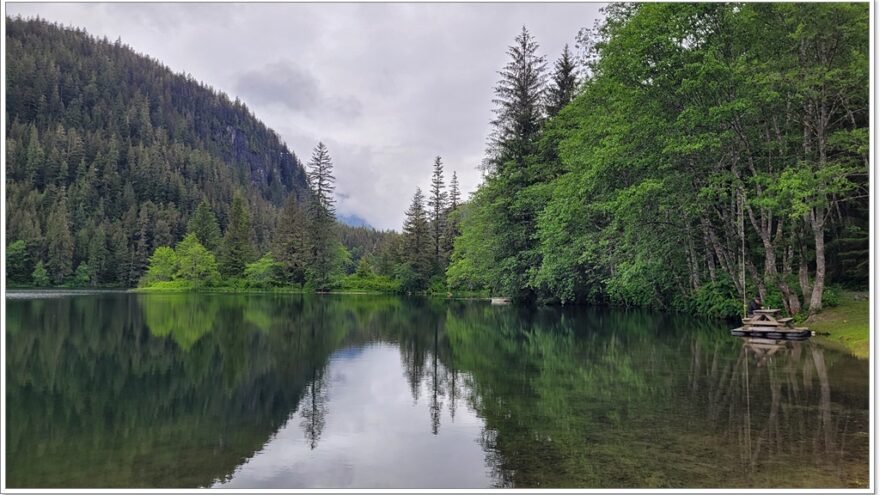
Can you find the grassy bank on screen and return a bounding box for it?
[811,291,870,359]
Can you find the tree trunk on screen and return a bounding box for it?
[799,247,812,305]
[808,208,826,316]
[780,243,801,314]
[686,227,700,290]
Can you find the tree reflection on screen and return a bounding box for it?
[6,294,869,489]
[299,367,328,450]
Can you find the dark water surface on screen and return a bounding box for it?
[5,291,869,488]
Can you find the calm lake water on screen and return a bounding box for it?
[5,291,869,488]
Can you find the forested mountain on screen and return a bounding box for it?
[5,17,310,286]
[449,3,869,317]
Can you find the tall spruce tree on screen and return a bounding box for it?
[401,188,431,288]
[448,171,461,211]
[219,194,255,278]
[442,171,462,260]
[273,196,310,286]
[187,201,222,252]
[46,193,74,284]
[546,44,578,117]
[485,26,548,174]
[427,156,448,267]
[305,142,338,289]
[481,26,548,301]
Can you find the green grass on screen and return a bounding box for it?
[811,291,870,359]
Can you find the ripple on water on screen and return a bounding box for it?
[5,289,129,300]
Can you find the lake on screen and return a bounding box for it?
[5,291,869,488]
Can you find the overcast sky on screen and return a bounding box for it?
[7,3,606,230]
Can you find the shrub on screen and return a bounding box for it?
[32,261,50,287]
[822,285,841,308]
[243,254,282,288]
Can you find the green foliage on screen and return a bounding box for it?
[45,194,73,284]
[304,142,339,290]
[450,4,868,317]
[174,234,220,287]
[243,254,282,289]
[822,285,841,308]
[673,280,742,320]
[219,195,256,278]
[31,260,49,286]
[142,246,178,285]
[355,256,373,278]
[187,201,221,252]
[6,240,31,283]
[401,188,432,291]
[72,262,91,286]
[272,197,310,286]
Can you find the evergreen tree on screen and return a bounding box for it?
[45,194,74,284]
[307,142,336,216]
[305,142,338,289]
[87,224,109,284]
[486,26,548,173]
[546,44,578,117]
[448,171,461,211]
[272,197,310,286]
[73,262,91,286]
[457,26,549,301]
[32,260,50,286]
[187,200,221,252]
[427,156,448,267]
[401,188,431,289]
[219,194,255,278]
[442,171,462,260]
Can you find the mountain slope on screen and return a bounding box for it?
[5,17,310,286]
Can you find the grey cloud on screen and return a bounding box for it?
[234,62,362,120]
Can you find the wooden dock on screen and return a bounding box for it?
[731,308,812,340]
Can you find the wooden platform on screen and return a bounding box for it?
[730,326,812,340]
[732,308,811,340]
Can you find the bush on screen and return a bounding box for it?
[822,285,841,308]
[427,275,447,295]
[673,279,741,319]
[243,254,282,288]
[6,240,31,283]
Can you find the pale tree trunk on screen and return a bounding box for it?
[808,207,826,316]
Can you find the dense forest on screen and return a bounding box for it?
[4,17,396,289]
[447,3,869,317]
[5,4,870,320]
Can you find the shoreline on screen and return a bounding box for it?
[6,287,869,358]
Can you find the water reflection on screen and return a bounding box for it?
[5,293,869,488]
